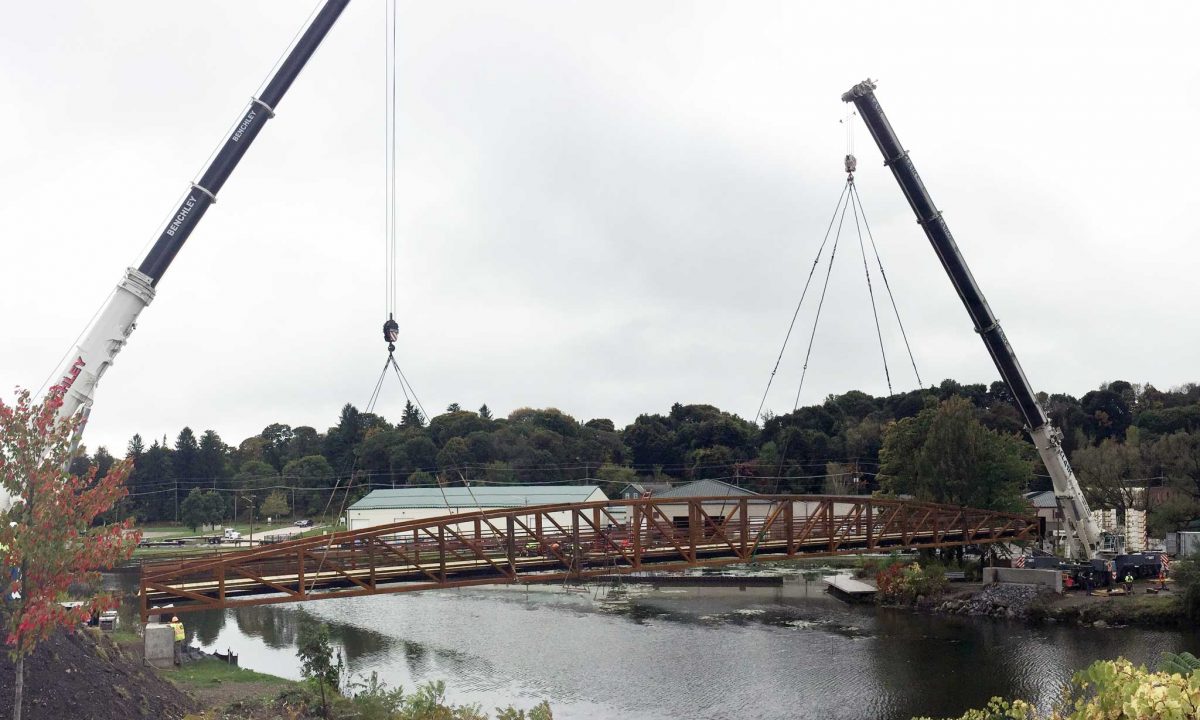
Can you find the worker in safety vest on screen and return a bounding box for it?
[169,616,185,666]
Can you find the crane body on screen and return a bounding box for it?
[15,0,352,510]
[841,80,1104,560]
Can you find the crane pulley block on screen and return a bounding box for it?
[383,315,399,352]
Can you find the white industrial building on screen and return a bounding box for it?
[344,485,609,532]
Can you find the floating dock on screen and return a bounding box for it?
[824,575,877,602]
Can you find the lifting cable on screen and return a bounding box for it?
[306,0,413,593]
[753,183,848,426]
[758,183,850,494]
[754,112,925,493]
[792,182,849,412]
[850,173,892,395]
[849,182,923,388]
[373,0,427,422]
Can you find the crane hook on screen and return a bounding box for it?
[383,314,399,353]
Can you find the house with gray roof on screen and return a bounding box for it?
[618,481,674,500]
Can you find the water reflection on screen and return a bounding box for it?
[113,569,1200,720]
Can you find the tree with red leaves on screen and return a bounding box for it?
[0,387,139,720]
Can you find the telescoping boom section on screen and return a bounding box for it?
[33,0,351,506]
[841,80,1102,559]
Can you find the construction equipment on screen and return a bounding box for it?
[841,79,1108,561]
[14,1,352,511]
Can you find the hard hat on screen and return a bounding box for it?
[171,616,179,622]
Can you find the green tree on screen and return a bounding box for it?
[288,426,324,463]
[180,488,210,532]
[403,436,438,471]
[261,490,290,520]
[478,404,493,420]
[126,433,144,458]
[173,427,200,485]
[261,423,294,471]
[283,455,335,516]
[879,395,1030,512]
[136,439,175,522]
[915,657,1200,719]
[196,430,229,488]
[324,404,365,471]
[180,489,225,531]
[437,437,471,476]
[407,470,436,487]
[1072,430,1147,520]
[1173,559,1200,623]
[235,459,277,517]
[297,621,342,719]
[400,401,425,429]
[596,462,636,497]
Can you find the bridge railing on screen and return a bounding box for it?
[140,495,1037,619]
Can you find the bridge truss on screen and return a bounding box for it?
[140,495,1037,620]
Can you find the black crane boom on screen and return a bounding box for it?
[842,79,1103,558]
[841,80,1047,430]
[137,0,351,284]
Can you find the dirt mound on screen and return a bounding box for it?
[0,628,198,720]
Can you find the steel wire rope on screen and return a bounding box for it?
[304,345,394,595]
[761,182,854,493]
[388,354,428,424]
[306,1,402,594]
[383,0,398,319]
[792,192,850,411]
[753,183,850,427]
[849,179,893,394]
[850,183,923,387]
[769,184,852,495]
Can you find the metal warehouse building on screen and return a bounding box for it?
[344,485,609,532]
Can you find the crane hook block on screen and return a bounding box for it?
[845,154,857,174]
[383,317,399,344]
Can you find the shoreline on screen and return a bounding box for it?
[921,580,1186,628]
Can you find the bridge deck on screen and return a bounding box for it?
[140,495,1037,619]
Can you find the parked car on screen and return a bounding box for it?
[294,519,313,528]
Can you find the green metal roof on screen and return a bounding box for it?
[348,485,607,511]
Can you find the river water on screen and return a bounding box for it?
[117,569,1200,719]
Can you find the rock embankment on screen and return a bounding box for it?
[936,582,1045,620]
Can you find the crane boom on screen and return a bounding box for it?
[841,79,1103,559]
[30,1,351,509]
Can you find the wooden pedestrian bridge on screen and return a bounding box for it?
[139,495,1037,620]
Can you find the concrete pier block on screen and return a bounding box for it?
[144,623,175,668]
[982,567,1062,593]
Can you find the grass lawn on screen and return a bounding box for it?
[171,658,293,688]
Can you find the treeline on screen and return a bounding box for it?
[73,380,1200,532]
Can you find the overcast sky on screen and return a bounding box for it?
[3,1,1198,456]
